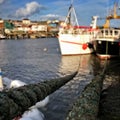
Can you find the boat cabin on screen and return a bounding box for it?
[97,28,120,39]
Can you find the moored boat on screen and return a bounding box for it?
[58,2,98,55]
[93,28,120,59]
[93,2,120,59]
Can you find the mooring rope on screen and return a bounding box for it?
[0,71,78,120]
[66,59,108,120]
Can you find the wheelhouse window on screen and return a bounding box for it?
[105,30,108,35]
[110,30,113,35]
[114,30,118,35]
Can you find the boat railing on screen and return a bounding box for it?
[97,29,120,39]
[59,27,97,35]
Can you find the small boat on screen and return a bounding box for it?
[0,34,6,39]
[58,1,98,55]
[93,2,120,59]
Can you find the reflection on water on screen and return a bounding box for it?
[59,55,80,74]
[59,54,120,77]
[0,38,120,120]
[43,54,98,120]
[59,54,93,75]
[1,38,119,84]
[99,58,120,89]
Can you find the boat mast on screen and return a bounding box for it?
[65,0,79,26]
[69,0,74,22]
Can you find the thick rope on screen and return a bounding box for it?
[66,60,107,120]
[0,71,77,120]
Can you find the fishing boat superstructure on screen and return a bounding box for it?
[93,2,120,59]
[58,2,98,55]
[94,28,120,59]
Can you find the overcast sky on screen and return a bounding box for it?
[0,0,119,25]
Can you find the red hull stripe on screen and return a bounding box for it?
[61,40,84,45]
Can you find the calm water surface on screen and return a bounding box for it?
[0,38,98,83]
[0,38,61,83]
[0,38,120,120]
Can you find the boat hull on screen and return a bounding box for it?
[94,39,120,59]
[58,34,94,55]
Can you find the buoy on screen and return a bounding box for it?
[0,68,3,91]
[43,48,47,51]
[82,43,88,50]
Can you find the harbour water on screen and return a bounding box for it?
[0,38,120,119]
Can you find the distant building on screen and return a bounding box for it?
[0,18,62,38]
[0,18,4,35]
[31,24,47,32]
[30,21,47,32]
[4,20,14,29]
[47,20,59,32]
[0,18,4,29]
[22,18,31,25]
[13,20,22,27]
[0,18,4,23]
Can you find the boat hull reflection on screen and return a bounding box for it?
[59,54,93,74]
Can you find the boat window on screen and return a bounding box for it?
[100,30,104,36]
[105,30,108,35]
[114,31,118,35]
[110,30,112,35]
[101,30,104,34]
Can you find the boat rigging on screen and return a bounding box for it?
[104,1,120,28]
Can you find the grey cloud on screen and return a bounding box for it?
[0,0,6,4]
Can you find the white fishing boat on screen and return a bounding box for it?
[58,2,98,55]
[93,2,120,59]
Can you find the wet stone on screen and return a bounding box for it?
[99,77,120,120]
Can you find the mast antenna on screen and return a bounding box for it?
[71,0,73,5]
